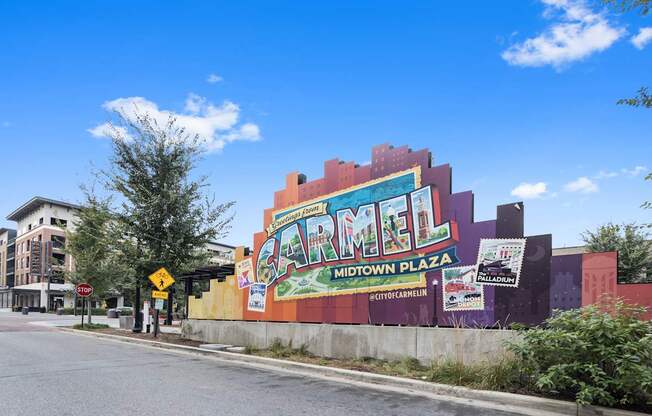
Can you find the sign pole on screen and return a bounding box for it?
[154,308,159,338]
[80,296,85,329]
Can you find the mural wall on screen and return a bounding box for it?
[188,143,650,326]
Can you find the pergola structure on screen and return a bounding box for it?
[177,264,235,319]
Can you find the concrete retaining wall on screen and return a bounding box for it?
[182,320,518,364]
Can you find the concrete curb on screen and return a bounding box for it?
[57,328,647,416]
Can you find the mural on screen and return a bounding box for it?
[256,168,460,301]
[187,143,647,326]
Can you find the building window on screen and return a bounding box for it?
[52,253,65,266]
[51,218,68,227]
[39,217,44,225]
[52,235,66,249]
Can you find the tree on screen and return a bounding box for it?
[65,191,131,323]
[618,87,652,108]
[602,0,650,15]
[581,223,652,283]
[99,112,234,315]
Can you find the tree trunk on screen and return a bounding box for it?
[87,298,92,325]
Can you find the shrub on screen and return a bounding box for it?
[508,298,652,408]
[425,358,522,391]
[59,308,108,316]
[73,323,110,331]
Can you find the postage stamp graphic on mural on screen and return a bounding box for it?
[247,283,267,312]
[474,238,526,288]
[236,258,254,289]
[442,265,484,311]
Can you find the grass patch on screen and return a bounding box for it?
[241,340,524,393]
[72,323,110,331]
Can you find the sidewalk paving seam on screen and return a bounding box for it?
[56,327,646,416]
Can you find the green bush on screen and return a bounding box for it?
[508,299,652,408]
[58,308,108,316]
[73,323,110,331]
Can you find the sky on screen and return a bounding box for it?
[0,0,650,248]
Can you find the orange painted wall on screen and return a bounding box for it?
[617,283,652,320]
[581,252,618,306]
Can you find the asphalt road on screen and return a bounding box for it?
[0,313,521,416]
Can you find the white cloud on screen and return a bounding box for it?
[206,73,224,84]
[593,165,649,179]
[88,123,131,141]
[564,176,598,193]
[89,94,261,153]
[631,27,652,49]
[622,165,649,177]
[594,169,619,179]
[511,182,548,199]
[501,0,625,69]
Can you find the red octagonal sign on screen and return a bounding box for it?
[76,283,94,298]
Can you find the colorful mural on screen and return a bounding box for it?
[187,143,649,326]
[257,167,460,301]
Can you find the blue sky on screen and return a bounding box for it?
[0,0,650,247]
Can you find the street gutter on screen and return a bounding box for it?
[57,327,647,416]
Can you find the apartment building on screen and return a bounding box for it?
[1,197,236,311]
[206,241,236,265]
[0,228,16,309]
[4,197,80,310]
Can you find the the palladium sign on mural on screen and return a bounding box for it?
[254,167,461,300]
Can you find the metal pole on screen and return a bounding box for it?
[80,296,85,329]
[133,277,142,333]
[165,288,173,325]
[184,277,192,320]
[87,296,92,325]
[45,242,51,312]
[154,308,159,338]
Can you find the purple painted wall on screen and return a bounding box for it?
[550,254,582,312]
[495,234,552,326]
[434,191,497,327]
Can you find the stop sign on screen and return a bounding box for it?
[76,283,94,298]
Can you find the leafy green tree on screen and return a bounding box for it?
[65,191,132,323]
[99,113,234,312]
[602,0,650,15]
[581,223,652,283]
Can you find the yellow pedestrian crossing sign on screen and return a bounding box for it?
[149,267,175,291]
